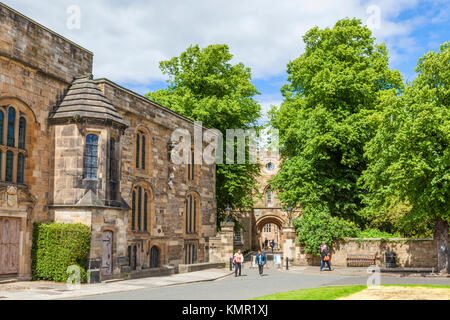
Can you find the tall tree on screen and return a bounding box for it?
[361,42,450,273]
[147,44,261,225]
[270,18,403,223]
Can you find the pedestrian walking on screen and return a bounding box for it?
[233,249,244,277]
[264,238,268,250]
[270,240,275,253]
[319,242,332,271]
[255,250,267,276]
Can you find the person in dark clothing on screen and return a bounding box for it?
[320,242,332,271]
[270,240,275,252]
[255,250,267,276]
[264,239,268,250]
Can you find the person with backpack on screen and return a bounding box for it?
[255,250,267,276]
[320,242,332,271]
[233,249,244,277]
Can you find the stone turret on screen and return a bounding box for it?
[49,74,129,208]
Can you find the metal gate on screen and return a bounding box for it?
[0,218,20,275]
[101,231,113,276]
[150,246,159,268]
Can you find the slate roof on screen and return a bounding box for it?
[49,74,128,127]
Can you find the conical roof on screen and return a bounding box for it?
[49,74,128,127]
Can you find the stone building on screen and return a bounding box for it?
[234,150,301,253]
[0,3,217,282]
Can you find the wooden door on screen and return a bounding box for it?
[150,246,159,268]
[0,218,20,275]
[101,231,113,276]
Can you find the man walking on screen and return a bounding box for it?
[233,249,244,277]
[255,250,267,276]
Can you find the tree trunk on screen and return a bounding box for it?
[434,216,449,274]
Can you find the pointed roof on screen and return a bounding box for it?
[49,74,128,127]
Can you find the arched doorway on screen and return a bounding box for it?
[149,246,159,268]
[255,215,284,252]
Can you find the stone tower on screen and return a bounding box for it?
[48,74,130,282]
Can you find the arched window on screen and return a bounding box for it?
[136,133,140,168]
[18,117,26,149]
[7,107,15,147]
[84,134,98,179]
[185,193,199,234]
[141,135,146,170]
[187,149,195,181]
[131,186,150,232]
[265,185,273,206]
[0,105,29,185]
[136,131,147,170]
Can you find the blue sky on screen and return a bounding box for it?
[3,0,449,123]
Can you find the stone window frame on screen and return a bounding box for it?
[0,99,34,186]
[184,191,201,236]
[186,146,197,183]
[130,182,153,234]
[83,133,99,179]
[135,126,150,173]
[264,184,273,207]
[107,135,120,205]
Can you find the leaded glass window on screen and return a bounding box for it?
[84,134,98,179]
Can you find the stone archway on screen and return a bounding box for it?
[254,214,285,252]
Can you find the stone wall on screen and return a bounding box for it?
[209,222,234,264]
[292,238,438,268]
[0,3,93,84]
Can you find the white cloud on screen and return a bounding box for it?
[2,0,426,85]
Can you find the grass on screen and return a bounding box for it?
[252,284,450,300]
[252,285,367,300]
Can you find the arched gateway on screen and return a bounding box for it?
[234,152,301,253]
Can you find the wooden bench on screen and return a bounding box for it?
[346,254,376,267]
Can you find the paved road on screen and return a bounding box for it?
[79,264,450,300]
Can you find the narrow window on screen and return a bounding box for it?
[189,195,192,233]
[185,199,189,234]
[18,117,26,149]
[191,150,194,180]
[136,133,140,168]
[109,138,117,202]
[137,187,142,231]
[17,153,24,184]
[141,135,146,170]
[84,134,98,179]
[5,150,13,182]
[144,192,148,232]
[7,107,15,147]
[193,197,197,233]
[131,191,136,231]
[0,110,4,145]
[187,151,191,180]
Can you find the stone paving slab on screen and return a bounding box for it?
[0,268,233,300]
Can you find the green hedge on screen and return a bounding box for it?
[31,222,91,283]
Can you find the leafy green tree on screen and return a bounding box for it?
[361,42,450,273]
[270,18,403,224]
[293,206,359,256]
[146,44,261,225]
